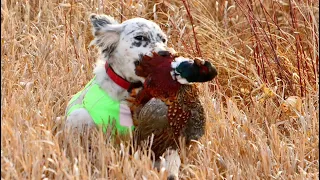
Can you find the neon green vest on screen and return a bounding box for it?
[66,77,134,134]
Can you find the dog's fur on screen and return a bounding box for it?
[65,14,181,179]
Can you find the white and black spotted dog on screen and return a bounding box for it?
[65,14,171,129]
[65,14,185,179]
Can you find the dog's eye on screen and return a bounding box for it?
[162,39,166,43]
[134,36,148,41]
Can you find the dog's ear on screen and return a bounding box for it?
[89,13,121,34]
[89,14,123,56]
[90,13,119,25]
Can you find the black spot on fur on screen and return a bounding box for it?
[136,22,148,29]
[148,34,155,41]
[102,48,109,55]
[92,19,109,28]
[98,42,105,47]
[143,41,149,47]
[126,30,136,35]
[132,41,142,47]
[138,53,144,60]
[102,43,118,57]
[157,33,165,42]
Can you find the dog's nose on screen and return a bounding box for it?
[157,51,171,57]
[157,47,177,57]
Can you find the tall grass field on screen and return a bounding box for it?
[1,0,319,179]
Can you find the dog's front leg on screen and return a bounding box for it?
[65,108,95,131]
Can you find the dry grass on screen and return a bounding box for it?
[1,0,319,179]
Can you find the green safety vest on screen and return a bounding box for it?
[66,77,134,134]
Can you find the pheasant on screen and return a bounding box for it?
[131,51,217,165]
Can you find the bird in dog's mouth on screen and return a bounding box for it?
[134,50,217,85]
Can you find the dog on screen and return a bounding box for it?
[65,14,172,130]
[65,14,187,179]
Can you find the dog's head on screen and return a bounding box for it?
[90,14,169,83]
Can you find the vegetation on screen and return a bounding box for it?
[1,0,318,179]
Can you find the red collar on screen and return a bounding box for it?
[105,62,132,90]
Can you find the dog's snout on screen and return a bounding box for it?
[154,42,167,52]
